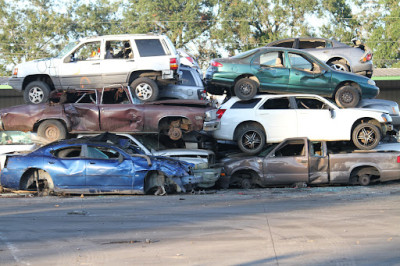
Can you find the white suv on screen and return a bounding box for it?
[214,94,393,154]
[9,34,181,104]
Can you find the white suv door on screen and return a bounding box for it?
[294,96,341,140]
[101,39,135,86]
[255,96,298,142]
[58,41,102,89]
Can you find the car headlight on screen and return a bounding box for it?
[382,113,392,123]
[368,79,376,86]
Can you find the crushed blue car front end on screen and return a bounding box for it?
[0,140,199,195]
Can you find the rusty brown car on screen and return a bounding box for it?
[219,137,400,188]
[0,86,219,141]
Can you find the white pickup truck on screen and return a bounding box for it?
[9,34,181,104]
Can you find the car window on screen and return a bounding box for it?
[75,92,97,104]
[231,98,261,109]
[135,39,166,57]
[231,48,259,59]
[105,40,132,59]
[298,40,326,49]
[288,53,312,71]
[182,70,196,86]
[101,89,130,104]
[72,41,101,61]
[256,52,285,68]
[86,145,120,159]
[134,135,167,151]
[50,91,96,104]
[271,40,294,48]
[274,140,305,157]
[295,97,328,109]
[261,97,291,109]
[53,146,82,158]
[310,141,324,157]
[0,131,34,145]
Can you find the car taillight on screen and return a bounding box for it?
[170,58,178,70]
[211,61,223,67]
[361,52,372,62]
[186,56,194,64]
[13,67,18,76]
[217,109,226,119]
[397,156,400,163]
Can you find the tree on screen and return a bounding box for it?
[122,0,215,48]
[68,0,123,39]
[0,0,72,75]
[365,0,400,67]
[210,0,321,55]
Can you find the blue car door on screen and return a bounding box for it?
[83,144,134,191]
[47,145,86,188]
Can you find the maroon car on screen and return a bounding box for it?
[0,86,218,141]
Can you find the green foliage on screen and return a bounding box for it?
[123,0,215,47]
[365,0,400,67]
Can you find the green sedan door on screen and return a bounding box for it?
[286,51,332,94]
[251,51,290,93]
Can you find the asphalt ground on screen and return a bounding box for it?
[0,182,399,266]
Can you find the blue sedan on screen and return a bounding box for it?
[0,139,198,195]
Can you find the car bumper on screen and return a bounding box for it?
[194,167,222,188]
[352,62,373,77]
[203,120,220,131]
[361,84,380,99]
[8,77,24,91]
[391,115,400,128]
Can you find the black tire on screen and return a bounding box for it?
[241,178,252,189]
[130,77,159,102]
[22,169,53,195]
[358,174,371,186]
[237,123,266,154]
[352,122,381,150]
[37,120,67,142]
[24,81,51,104]
[328,60,350,72]
[234,78,258,100]
[335,85,360,108]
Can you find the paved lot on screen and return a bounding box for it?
[0,183,399,266]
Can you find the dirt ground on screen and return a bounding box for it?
[0,183,399,265]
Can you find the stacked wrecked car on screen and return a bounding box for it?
[2,34,400,195]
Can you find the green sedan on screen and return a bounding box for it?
[204,47,379,108]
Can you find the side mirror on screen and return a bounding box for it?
[330,108,336,119]
[118,154,124,164]
[64,55,73,63]
[314,69,327,77]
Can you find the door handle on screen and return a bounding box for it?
[89,161,96,164]
[48,161,55,164]
[300,159,307,163]
[92,62,100,65]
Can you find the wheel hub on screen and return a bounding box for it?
[45,126,60,141]
[243,131,261,149]
[341,92,353,103]
[357,127,375,146]
[135,83,153,100]
[168,127,182,140]
[239,84,252,96]
[28,87,44,104]
[332,64,346,71]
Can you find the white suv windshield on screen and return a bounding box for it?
[56,42,78,58]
